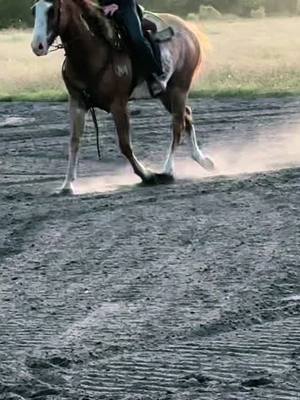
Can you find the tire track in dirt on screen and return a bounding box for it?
[76,318,300,399]
[0,98,299,399]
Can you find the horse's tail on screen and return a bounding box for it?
[184,21,211,87]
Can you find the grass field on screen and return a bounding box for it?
[1,16,300,101]
[196,16,300,97]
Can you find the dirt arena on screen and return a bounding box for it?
[0,97,299,399]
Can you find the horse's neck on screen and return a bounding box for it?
[60,16,109,73]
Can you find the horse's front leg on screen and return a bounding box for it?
[111,102,154,183]
[59,98,86,195]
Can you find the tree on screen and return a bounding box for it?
[0,0,32,29]
[0,0,299,30]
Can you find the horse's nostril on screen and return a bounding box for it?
[38,43,44,50]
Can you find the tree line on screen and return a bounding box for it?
[141,0,300,16]
[0,0,299,29]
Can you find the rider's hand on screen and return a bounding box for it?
[103,4,119,16]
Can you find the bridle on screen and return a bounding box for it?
[48,0,91,53]
[31,0,62,51]
[48,0,62,48]
[45,0,64,53]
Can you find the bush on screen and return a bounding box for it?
[238,0,266,16]
[187,13,199,21]
[250,6,266,18]
[198,5,222,19]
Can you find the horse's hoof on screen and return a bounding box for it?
[202,157,215,171]
[142,173,175,185]
[155,173,175,184]
[52,187,74,196]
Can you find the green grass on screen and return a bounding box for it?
[2,71,299,102]
[2,88,300,102]
[192,68,300,98]
[0,90,68,102]
[2,76,300,102]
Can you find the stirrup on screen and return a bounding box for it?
[152,27,175,43]
[148,74,167,98]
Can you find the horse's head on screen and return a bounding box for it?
[31,0,61,56]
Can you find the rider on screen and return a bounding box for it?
[101,0,165,96]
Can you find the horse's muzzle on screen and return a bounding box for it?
[31,38,49,56]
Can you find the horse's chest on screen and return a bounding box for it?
[63,61,112,110]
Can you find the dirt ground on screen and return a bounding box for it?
[0,97,299,400]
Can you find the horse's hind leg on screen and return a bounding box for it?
[185,106,215,171]
[161,88,187,177]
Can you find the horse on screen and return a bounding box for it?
[31,0,214,194]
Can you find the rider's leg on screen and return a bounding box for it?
[120,5,163,77]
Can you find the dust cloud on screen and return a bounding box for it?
[74,126,300,195]
[180,125,300,179]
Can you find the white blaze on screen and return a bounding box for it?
[31,0,52,56]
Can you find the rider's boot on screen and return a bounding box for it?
[148,72,167,97]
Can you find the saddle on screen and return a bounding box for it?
[81,7,174,67]
[112,15,174,76]
[113,16,174,49]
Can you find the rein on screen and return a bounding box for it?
[49,42,64,53]
[51,0,102,160]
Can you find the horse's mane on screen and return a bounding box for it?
[71,0,115,43]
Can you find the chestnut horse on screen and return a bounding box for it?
[31,0,214,194]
